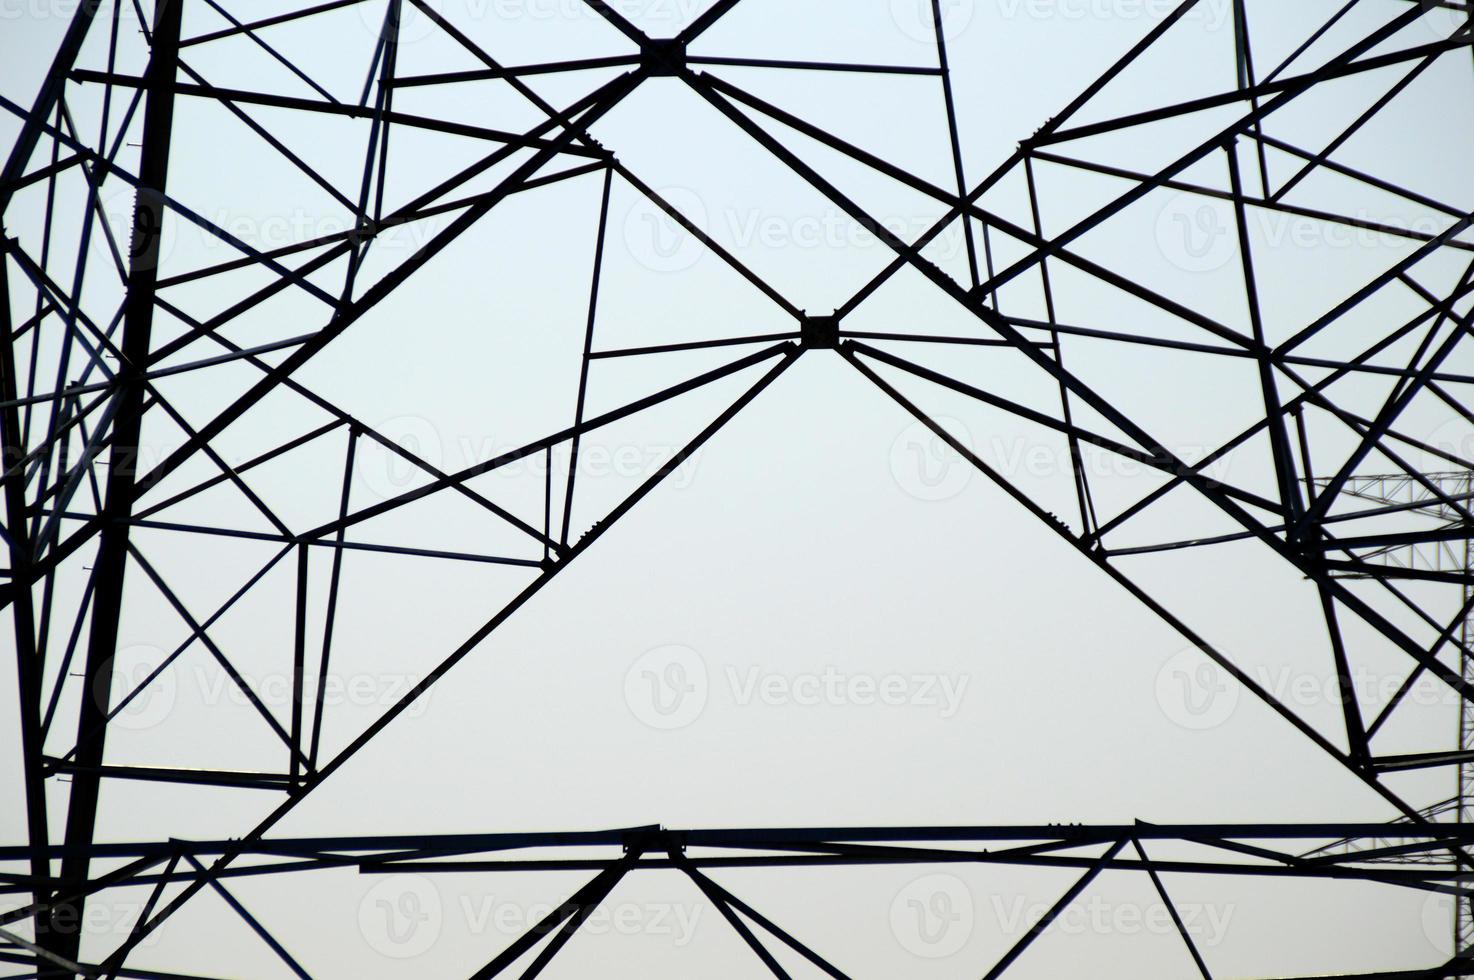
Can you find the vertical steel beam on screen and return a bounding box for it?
[46,0,184,971]
[0,243,54,964]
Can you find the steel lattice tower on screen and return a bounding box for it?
[4,0,1474,976]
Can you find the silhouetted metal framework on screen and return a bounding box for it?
[2,0,1474,975]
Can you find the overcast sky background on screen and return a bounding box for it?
[4,0,1474,975]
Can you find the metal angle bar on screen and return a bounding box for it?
[1269,43,1443,205]
[1367,591,1474,740]
[1034,33,1472,149]
[0,332,317,411]
[1130,838,1213,980]
[1225,142,1302,527]
[7,74,641,606]
[1023,153,1098,536]
[1087,276,1474,544]
[0,853,169,934]
[393,55,643,87]
[517,861,633,980]
[1034,0,1207,140]
[310,429,357,770]
[846,341,1280,515]
[998,15,1460,297]
[677,0,745,44]
[576,0,648,47]
[66,71,611,160]
[1251,129,1471,220]
[308,341,792,541]
[0,96,345,310]
[467,848,644,979]
[1275,214,1474,358]
[668,855,850,980]
[180,0,371,48]
[12,822,1474,863]
[0,948,233,980]
[838,330,1050,350]
[684,56,939,76]
[116,542,314,772]
[1026,149,1474,254]
[46,1,184,967]
[612,162,803,319]
[134,419,344,521]
[0,235,52,942]
[839,348,1449,830]
[401,0,608,155]
[179,856,312,980]
[103,850,180,980]
[31,514,542,568]
[194,0,339,104]
[695,70,1254,351]
[674,851,790,979]
[41,761,295,790]
[589,331,801,360]
[713,60,1474,722]
[142,298,557,553]
[93,347,800,968]
[0,0,101,218]
[930,0,977,289]
[561,165,613,551]
[149,158,606,292]
[981,838,1129,980]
